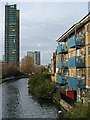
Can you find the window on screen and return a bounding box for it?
[71,69,73,77]
[66,54,68,60]
[88,46,90,56]
[77,50,80,56]
[86,24,89,33]
[82,48,85,55]
[82,69,85,75]
[77,69,80,78]
[89,68,90,80]
[71,52,73,57]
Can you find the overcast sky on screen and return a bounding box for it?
[1,1,89,64]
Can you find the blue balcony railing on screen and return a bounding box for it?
[67,35,85,49]
[57,75,68,84]
[68,77,86,88]
[68,56,85,68]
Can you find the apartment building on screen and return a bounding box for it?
[34,51,40,65]
[51,50,58,83]
[5,4,20,66]
[52,13,90,102]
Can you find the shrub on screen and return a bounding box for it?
[64,102,89,118]
[28,73,58,100]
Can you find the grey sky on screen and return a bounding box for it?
[1,2,88,64]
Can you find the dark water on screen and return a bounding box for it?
[1,78,63,118]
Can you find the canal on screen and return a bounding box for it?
[1,78,64,119]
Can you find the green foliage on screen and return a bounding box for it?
[28,73,58,100]
[64,102,89,119]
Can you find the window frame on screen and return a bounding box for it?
[88,46,90,56]
[88,68,90,80]
[77,69,80,78]
[71,69,73,77]
[86,23,89,33]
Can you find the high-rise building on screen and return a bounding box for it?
[34,51,40,65]
[27,51,34,60]
[5,4,20,66]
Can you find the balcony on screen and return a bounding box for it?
[57,61,62,68]
[68,77,86,88]
[57,75,68,84]
[68,56,85,68]
[57,45,68,54]
[57,60,68,68]
[67,35,85,49]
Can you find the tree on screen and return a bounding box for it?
[20,56,34,74]
[2,63,21,78]
[34,65,47,74]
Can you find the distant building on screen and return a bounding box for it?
[2,55,5,62]
[27,51,40,65]
[34,51,40,65]
[27,51,34,60]
[4,4,20,66]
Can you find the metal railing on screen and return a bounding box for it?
[60,92,75,105]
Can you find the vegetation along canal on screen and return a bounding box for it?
[1,78,64,118]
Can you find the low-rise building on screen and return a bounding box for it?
[52,13,90,102]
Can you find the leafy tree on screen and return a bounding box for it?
[20,56,34,74]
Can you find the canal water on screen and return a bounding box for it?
[1,78,63,119]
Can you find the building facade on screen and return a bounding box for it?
[5,4,19,66]
[27,51,34,60]
[51,13,90,102]
[27,51,40,65]
[34,51,40,65]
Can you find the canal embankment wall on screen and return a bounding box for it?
[0,75,29,84]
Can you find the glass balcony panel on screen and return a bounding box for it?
[57,75,68,84]
[67,35,85,48]
[57,60,68,68]
[68,56,85,67]
[57,61,62,68]
[57,45,68,54]
[68,77,85,88]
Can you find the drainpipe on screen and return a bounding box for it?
[58,42,60,89]
[75,26,77,88]
[61,42,62,84]
[67,33,69,91]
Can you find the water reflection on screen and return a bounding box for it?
[2,84,22,118]
[2,78,62,118]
